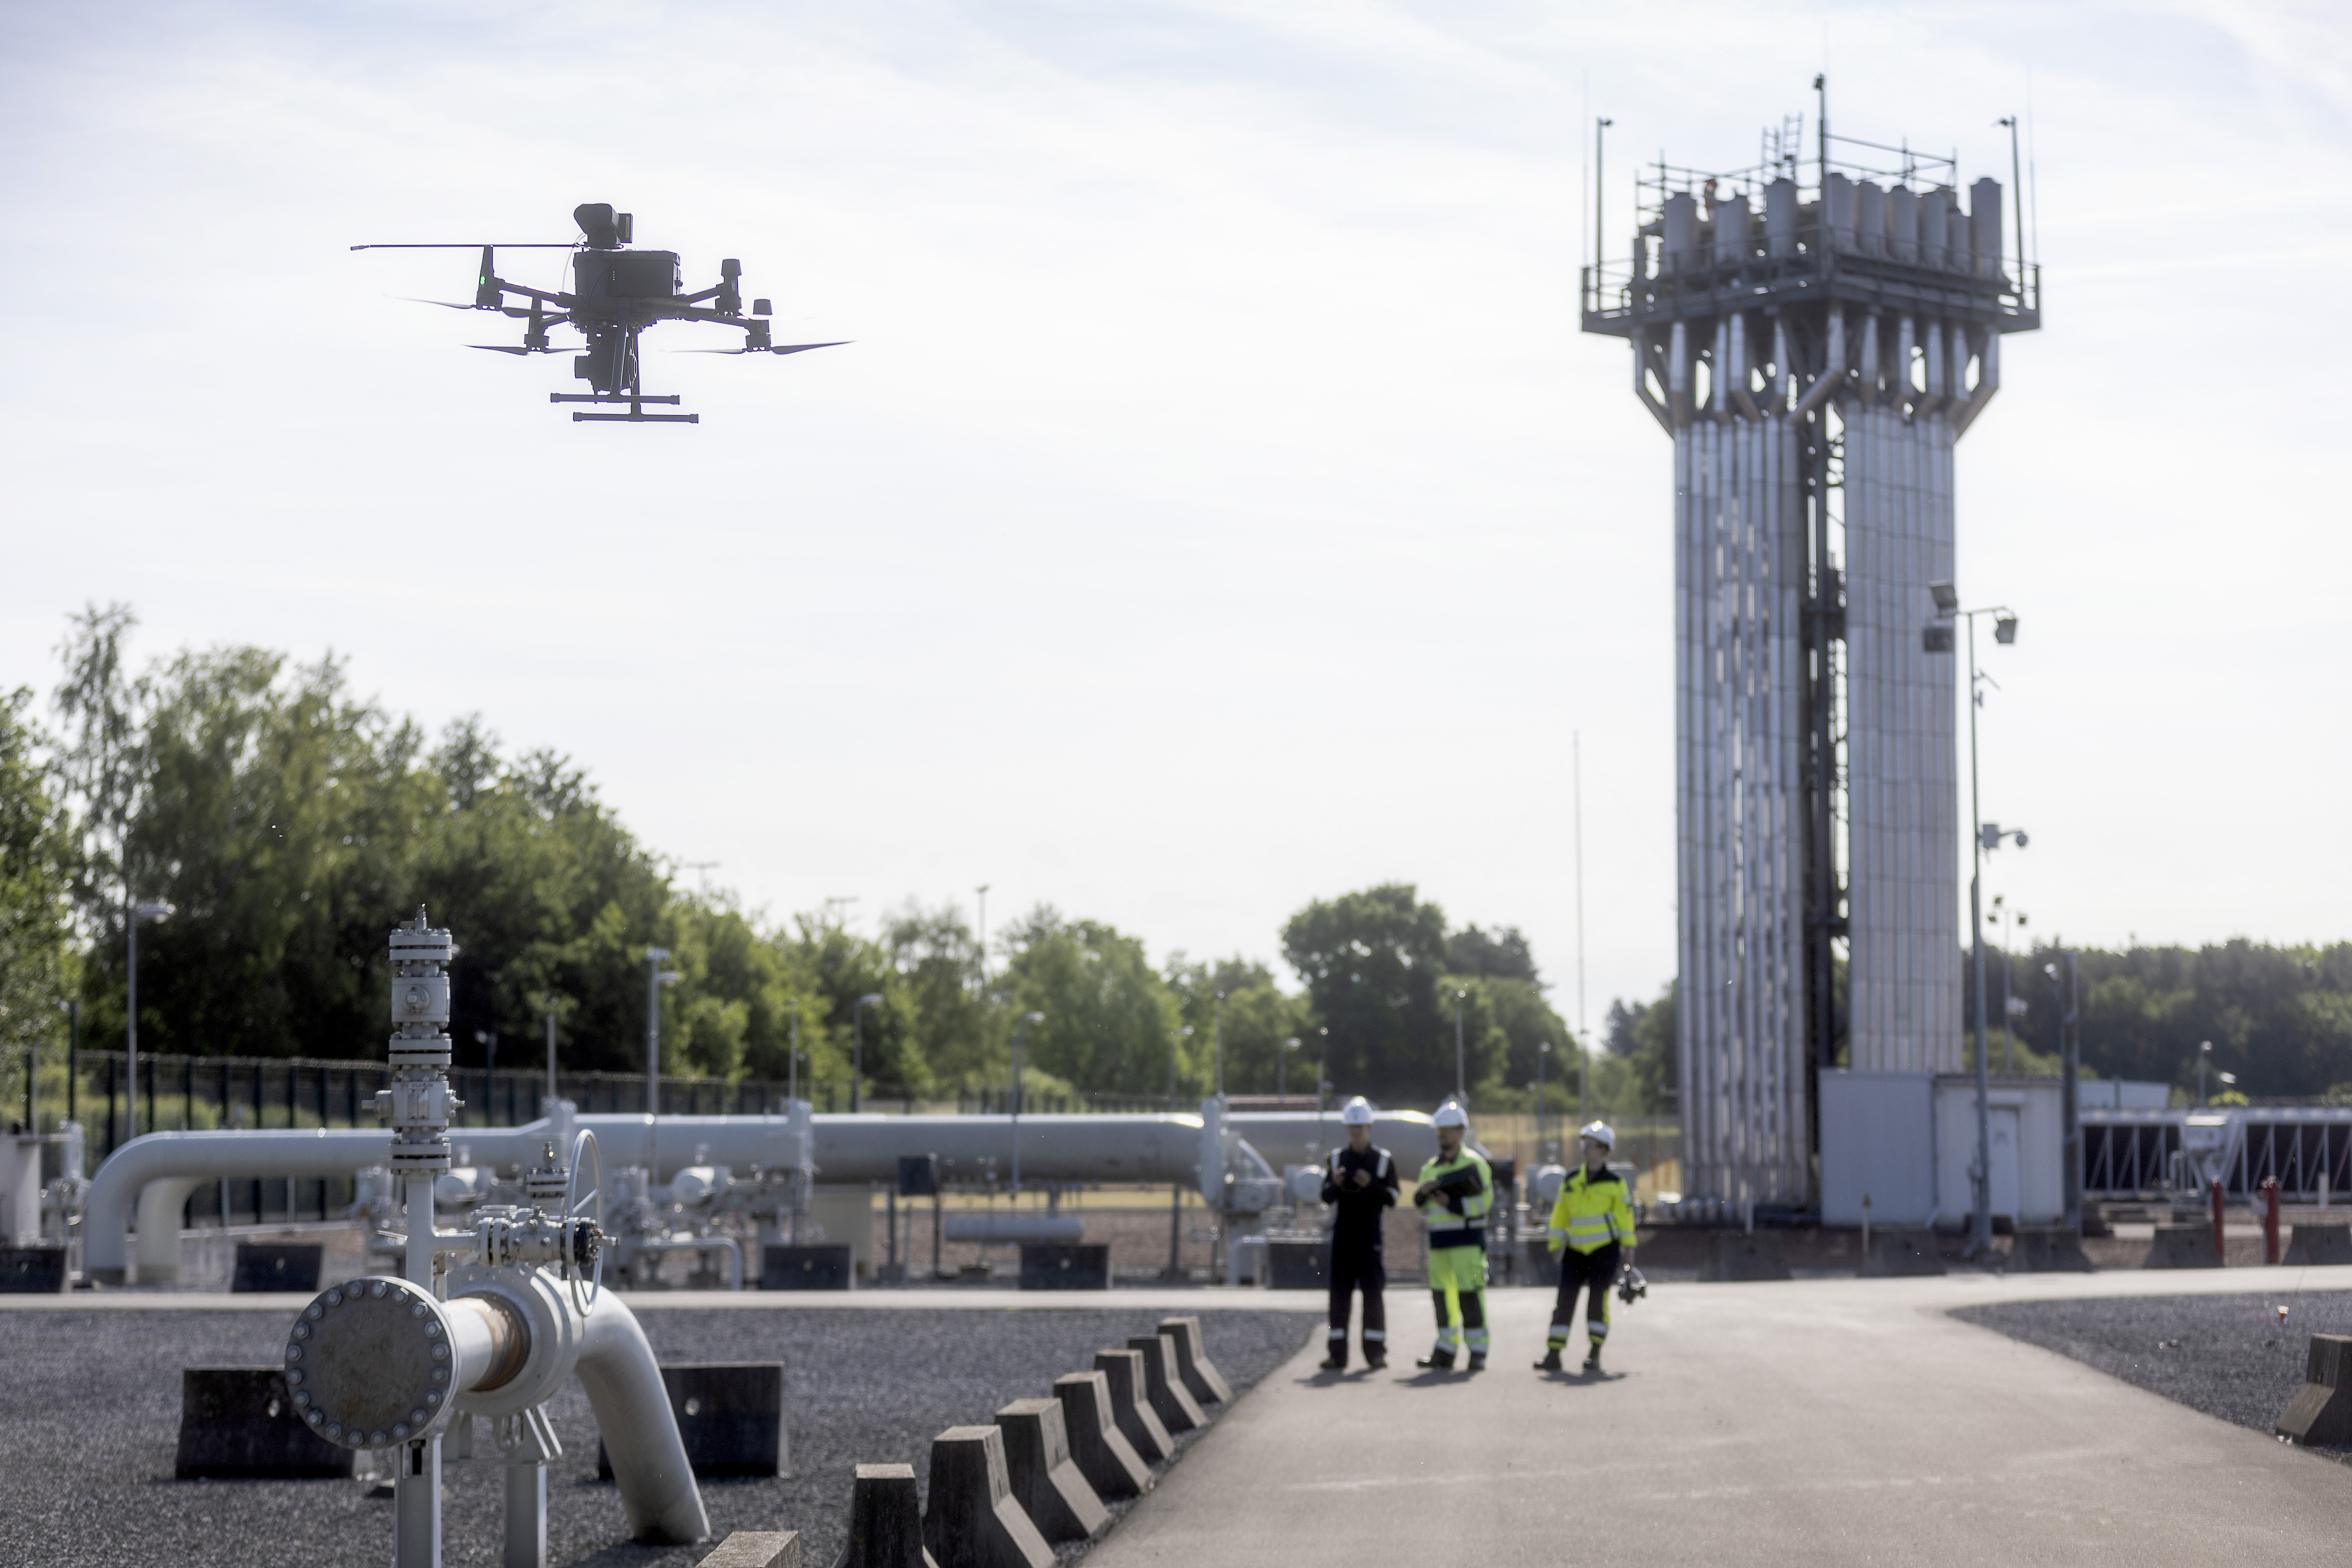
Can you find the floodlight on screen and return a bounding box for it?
[1929,581,1960,613]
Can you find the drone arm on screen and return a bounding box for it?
[491,281,574,309]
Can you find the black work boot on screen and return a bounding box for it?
[1319,1346,1347,1371]
[1415,1348,1455,1371]
[1582,1345,1603,1374]
[1365,1352,1387,1370]
[1534,1347,1563,1372]
[1467,1351,1487,1372]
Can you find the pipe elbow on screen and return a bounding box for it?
[575,1294,707,1544]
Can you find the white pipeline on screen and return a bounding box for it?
[85,1109,1440,1283]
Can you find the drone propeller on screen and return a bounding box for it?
[672,340,852,356]
[469,344,544,355]
[395,297,544,317]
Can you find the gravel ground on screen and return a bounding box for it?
[1952,1289,2352,1461]
[0,1306,1319,1568]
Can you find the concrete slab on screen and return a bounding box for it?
[1087,1271,2352,1567]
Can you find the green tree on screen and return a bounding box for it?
[1603,981,1677,1114]
[996,907,1180,1096]
[1166,955,1301,1097]
[785,913,923,1103]
[885,902,992,1090]
[0,688,75,1070]
[1282,883,1482,1106]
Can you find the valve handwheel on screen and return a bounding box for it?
[562,1129,603,1314]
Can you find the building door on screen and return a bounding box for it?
[1989,1107,2021,1221]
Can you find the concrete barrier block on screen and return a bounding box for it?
[1016,1244,1109,1291]
[923,1425,1054,1568]
[762,1244,854,1291]
[0,1245,67,1293]
[231,1242,323,1294]
[174,1368,354,1479]
[2144,1225,2223,1269]
[2009,1226,2095,1273]
[1127,1334,1206,1432]
[1262,1239,1325,1289]
[838,1463,939,1568]
[2283,1225,2352,1267]
[1091,1349,1173,1463]
[1052,1372,1151,1499]
[1698,1230,1793,1282]
[1155,1315,1233,1405]
[1858,1229,1947,1277]
[600,1362,787,1479]
[993,1398,1109,1543]
[2276,1334,2352,1445]
[699,1531,803,1568]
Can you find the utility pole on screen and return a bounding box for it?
[1574,730,1588,1056]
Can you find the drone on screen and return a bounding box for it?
[354,202,844,424]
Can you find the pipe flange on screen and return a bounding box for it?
[283,1276,456,1449]
[445,1263,574,1418]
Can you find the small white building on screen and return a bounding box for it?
[1819,1070,2065,1230]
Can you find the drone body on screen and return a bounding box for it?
[356,202,843,424]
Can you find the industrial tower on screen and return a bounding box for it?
[1581,97,2039,1216]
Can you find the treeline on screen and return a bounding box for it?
[1598,945,2352,1108]
[1988,940,2352,1102]
[0,609,1586,1111]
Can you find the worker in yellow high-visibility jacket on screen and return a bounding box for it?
[1537,1120,1638,1374]
[1411,1100,1492,1372]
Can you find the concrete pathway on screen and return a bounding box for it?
[1091,1267,2352,1566]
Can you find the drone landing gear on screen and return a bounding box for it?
[550,392,698,424]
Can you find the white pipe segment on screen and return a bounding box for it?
[85,1109,1442,1284]
[575,1291,708,1544]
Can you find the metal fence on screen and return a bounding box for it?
[2082,1110,2352,1202]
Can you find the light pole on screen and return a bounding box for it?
[1170,1025,1192,1105]
[1213,992,1226,1098]
[541,995,561,1107]
[58,998,80,1128]
[1010,1010,1043,1194]
[785,1000,801,1106]
[1536,1040,1551,1164]
[2045,953,2082,1232]
[2198,1040,2213,1108]
[644,947,681,1117]
[1927,580,2022,1259]
[1278,1036,1299,1100]
[974,885,989,989]
[851,991,884,1113]
[1454,990,1468,1105]
[125,899,172,1138]
[1316,1027,1330,1113]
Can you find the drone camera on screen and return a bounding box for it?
[574,202,628,249]
[615,212,633,243]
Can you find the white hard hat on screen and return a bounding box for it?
[1340,1096,1375,1127]
[1432,1100,1469,1129]
[1579,1120,1615,1151]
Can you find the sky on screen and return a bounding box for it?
[4,0,2348,1036]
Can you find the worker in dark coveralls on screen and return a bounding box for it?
[1319,1096,1400,1370]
